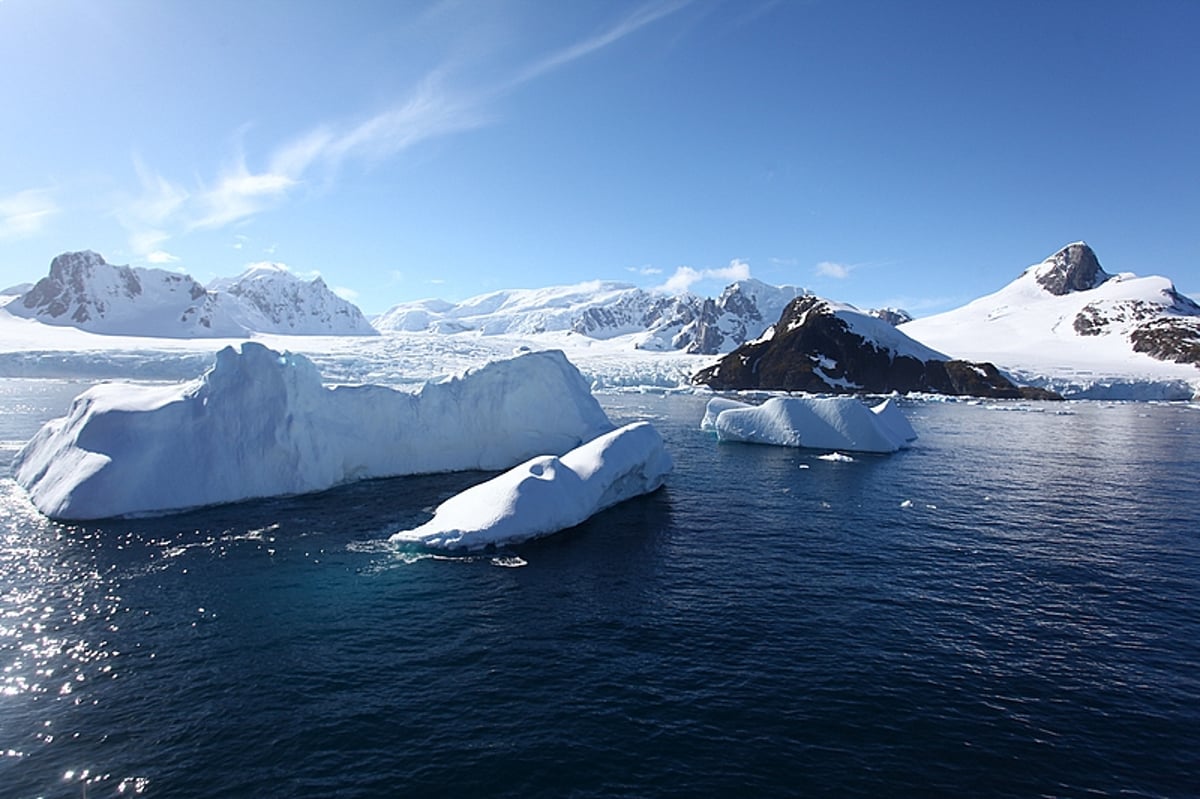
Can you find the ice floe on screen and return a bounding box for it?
[702,395,917,453]
[390,421,672,551]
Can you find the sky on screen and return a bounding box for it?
[1,0,1197,317]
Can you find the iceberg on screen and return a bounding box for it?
[14,342,614,520]
[390,421,672,551]
[703,395,917,453]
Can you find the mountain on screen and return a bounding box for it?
[212,263,377,336]
[7,251,376,338]
[900,242,1200,396]
[692,295,1059,399]
[374,278,809,355]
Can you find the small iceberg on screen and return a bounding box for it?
[390,421,672,551]
[702,395,917,453]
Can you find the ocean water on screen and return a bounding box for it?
[1,380,1198,798]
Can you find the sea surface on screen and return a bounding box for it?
[1,379,1198,798]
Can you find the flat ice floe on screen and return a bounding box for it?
[703,396,917,453]
[14,342,614,519]
[390,421,672,551]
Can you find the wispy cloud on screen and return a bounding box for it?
[115,158,189,255]
[192,164,296,230]
[504,0,691,89]
[815,261,853,279]
[333,285,360,302]
[659,258,751,293]
[0,187,58,240]
[114,0,690,246]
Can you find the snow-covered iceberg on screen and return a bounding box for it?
[14,342,614,520]
[390,421,672,550]
[703,396,917,453]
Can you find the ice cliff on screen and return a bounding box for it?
[14,343,613,519]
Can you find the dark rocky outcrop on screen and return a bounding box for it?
[692,296,1060,399]
[1035,242,1111,295]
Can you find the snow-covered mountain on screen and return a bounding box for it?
[900,242,1200,397]
[374,278,810,355]
[212,263,377,336]
[7,251,377,338]
[693,295,1058,398]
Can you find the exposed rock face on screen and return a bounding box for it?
[693,296,1059,399]
[1129,317,1200,365]
[1034,242,1111,295]
[1072,286,1200,367]
[13,251,239,336]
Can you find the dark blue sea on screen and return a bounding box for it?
[2,380,1198,798]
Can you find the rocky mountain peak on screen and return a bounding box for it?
[1034,242,1111,296]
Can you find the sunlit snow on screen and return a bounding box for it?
[390,421,672,550]
[14,342,614,519]
[703,396,918,453]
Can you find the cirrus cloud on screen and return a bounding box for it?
[0,187,59,240]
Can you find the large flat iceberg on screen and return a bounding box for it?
[14,342,614,519]
[702,395,917,453]
[390,421,672,551]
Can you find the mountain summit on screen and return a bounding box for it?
[901,243,1200,398]
[1030,242,1111,295]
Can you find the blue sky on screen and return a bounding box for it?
[1,0,1197,316]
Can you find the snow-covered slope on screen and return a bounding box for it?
[375,281,640,337]
[9,251,377,338]
[14,343,614,519]
[374,278,808,355]
[901,243,1200,399]
[692,295,1055,398]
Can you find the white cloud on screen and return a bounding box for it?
[145,250,180,264]
[659,258,751,293]
[192,165,296,230]
[115,158,189,255]
[107,1,690,247]
[0,188,58,239]
[333,285,360,302]
[815,261,853,279]
[628,265,663,276]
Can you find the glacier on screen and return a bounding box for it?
[703,396,918,453]
[390,421,673,551]
[13,343,614,520]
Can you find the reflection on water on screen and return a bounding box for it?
[0,382,1198,797]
